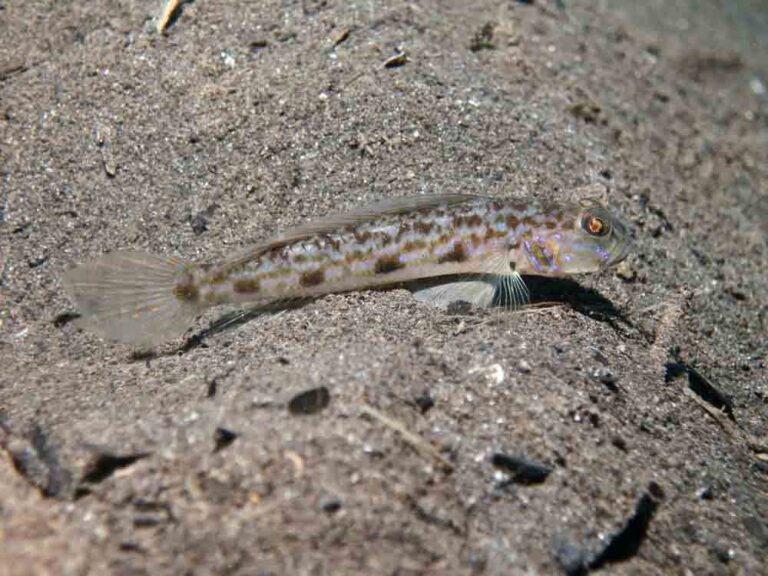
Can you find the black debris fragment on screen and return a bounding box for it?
[321,498,343,513]
[213,427,238,452]
[413,392,435,414]
[288,386,331,415]
[53,311,80,327]
[249,38,269,52]
[665,361,735,420]
[592,367,619,391]
[589,482,665,570]
[491,452,552,485]
[552,483,665,574]
[80,446,151,485]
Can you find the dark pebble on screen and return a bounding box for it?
[491,452,552,485]
[213,427,238,452]
[414,392,435,414]
[288,386,331,415]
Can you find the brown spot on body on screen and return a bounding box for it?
[505,215,520,229]
[467,214,483,227]
[470,233,483,248]
[453,215,466,227]
[233,278,261,293]
[173,282,199,301]
[345,249,369,263]
[490,200,504,211]
[300,269,326,287]
[544,220,558,230]
[208,269,231,284]
[413,220,435,235]
[374,255,404,274]
[403,239,427,252]
[354,230,372,244]
[438,241,467,264]
[485,228,506,240]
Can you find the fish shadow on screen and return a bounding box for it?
[522,275,630,327]
[171,275,629,355]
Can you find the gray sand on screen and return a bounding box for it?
[1,1,766,574]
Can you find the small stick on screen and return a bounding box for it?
[360,404,453,472]
[157,0,183,34]
[683,387,768,455]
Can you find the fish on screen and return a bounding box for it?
[62,194,632,346]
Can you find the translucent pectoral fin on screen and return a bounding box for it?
[412,278,498,310]
[494,270,530,310]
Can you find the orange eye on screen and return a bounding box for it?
[583,214,610,236]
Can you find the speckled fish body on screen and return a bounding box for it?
[62,194,632,346]
[194,198,566,306]
[189,195,629,306]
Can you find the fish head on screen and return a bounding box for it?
[516,202,632,276]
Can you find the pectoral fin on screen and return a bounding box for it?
[412,278,497,309]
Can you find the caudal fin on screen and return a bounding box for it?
[62,250,199,347]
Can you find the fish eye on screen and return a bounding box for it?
[582,212,610,237]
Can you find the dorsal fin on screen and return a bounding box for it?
[220,193,485,271]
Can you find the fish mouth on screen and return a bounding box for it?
[608,239,633,268]
[604,216,634,268]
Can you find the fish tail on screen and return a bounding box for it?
[62,250,200,347]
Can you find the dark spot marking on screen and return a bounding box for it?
[300,269,326,287]
[453,215,466,227]
[354,230,372,243]
[414,220,435,235]
[233,278,260,293]
[345,249,369,263]
[209,269,231,284]
[438,242,467,264]
[485,228,505,240]
[470,234,483,248]
[374,255,404,274]
[506,215,520,229]
[467,214,483,227]
[173,282,199,300]
[545,220,558,230]
[490,200,504,211]
[403,239,427,252]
